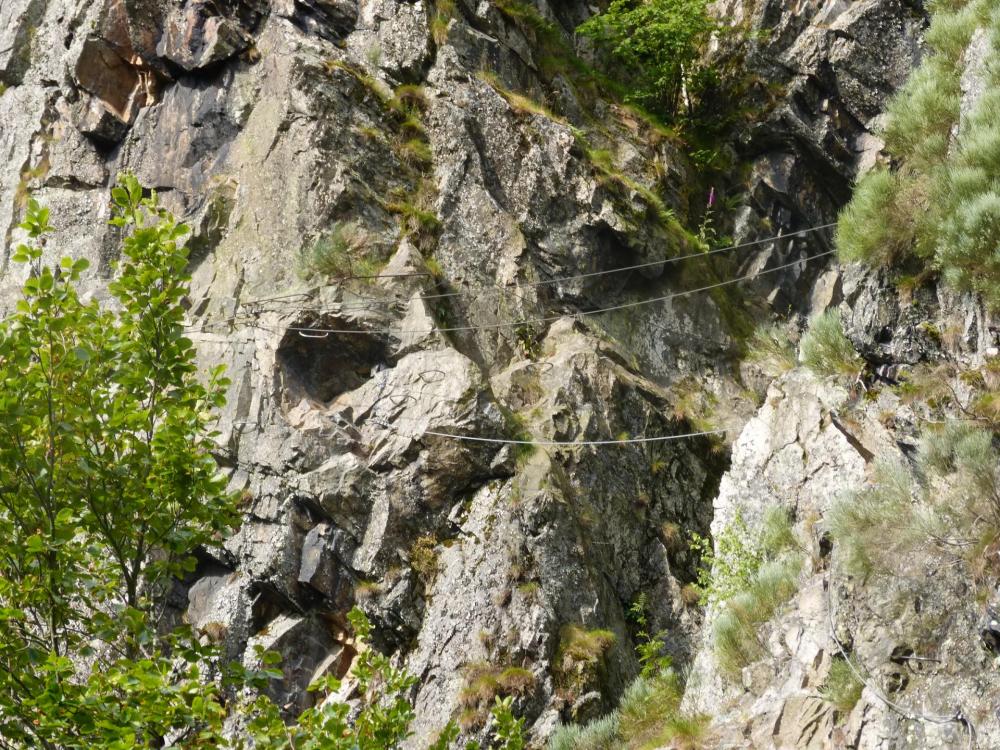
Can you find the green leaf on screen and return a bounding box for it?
[25,535,45,553]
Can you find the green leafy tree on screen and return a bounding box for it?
[577,0,715,118]
[0,178,236,747]
[0,177,509,749]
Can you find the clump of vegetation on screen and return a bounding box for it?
[548,668,710,749]
[554,625,616,699]
[690,506,796,606]
[828,421,1000,586]
[299,221,384,280]
[690,507,802,678]
[745,323,797,378]
[835,169,912,267]
[628,594,672,678]
[410,534,442,588]
[820,657,865,712]
[323,58,393,105]
[836,0,1000,306]
[436,695,527,750]
[324,62,440,256]
[826,460,918,576]
[670,375,720,434]
[574,133,680,230]
[431,0,456,44]
[459,663,536,728]
[549,715,620,750]
[711,555,801,677]
[577,0,716,119]
[896,357,1000,428]
[477,71,563,121]
[355,579,383,601]
[799,310,864,382]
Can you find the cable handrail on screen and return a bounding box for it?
[219,248,835,337]
[231,222,836,309]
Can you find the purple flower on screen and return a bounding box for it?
[707,187,716,208]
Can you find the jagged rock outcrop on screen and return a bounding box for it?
[1,0,736,744]
[3,0,988,746]
[712,0,926,316]
[682,362,1000,748]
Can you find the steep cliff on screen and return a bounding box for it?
[0,0,994,747]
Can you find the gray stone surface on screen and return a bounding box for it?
[1,0,993,746]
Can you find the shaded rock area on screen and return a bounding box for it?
[2,0,993,747]
[709,0,925,317]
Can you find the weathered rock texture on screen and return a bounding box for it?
[1,0,734,744]
[2,0,993,747]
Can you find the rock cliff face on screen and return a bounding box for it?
[1,0,994,747]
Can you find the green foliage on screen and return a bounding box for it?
[882,57,962,167]
[249,608,420,750]
[431,0,456,44]
[491,697,527,750]
[554,625,616,699]
[745,323,797,377]
[826,460,916,576]
[836,0,1000,304]
[0,179,511,749]
[669,375,720,434]
[0,180,238,748]
[628,594,672,678]
[712,555,801,678]
[478,71,562,121]
[458,662,535,729]
[577,0,716,118]
[449,696,527,750]
[829,424,1000,583]
[410,534,441,588]
[549,595,711,749]
[937,188,1000,307]
[549,715,620,750]
[574,133,680,230]
[920,421,998,494]
[299,221,382,280]
[820,657,864,712]
[835,169,910,266]
[690,507,801,678]
[690,506,796,607]
[548,668,709,750]
[799,311,863,381]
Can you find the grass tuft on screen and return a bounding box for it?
[799,311,863,381]
[712,555,801,678]
[836,169,907,266]
[548,669,710,750]
[820,657,864,712]
[298,222,382,280]
[745,323,797,377]
[826,461,915,577]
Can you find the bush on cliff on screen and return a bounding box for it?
[828,422,1000,583]
[577,0,715,118]
[836,0,1000,306]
